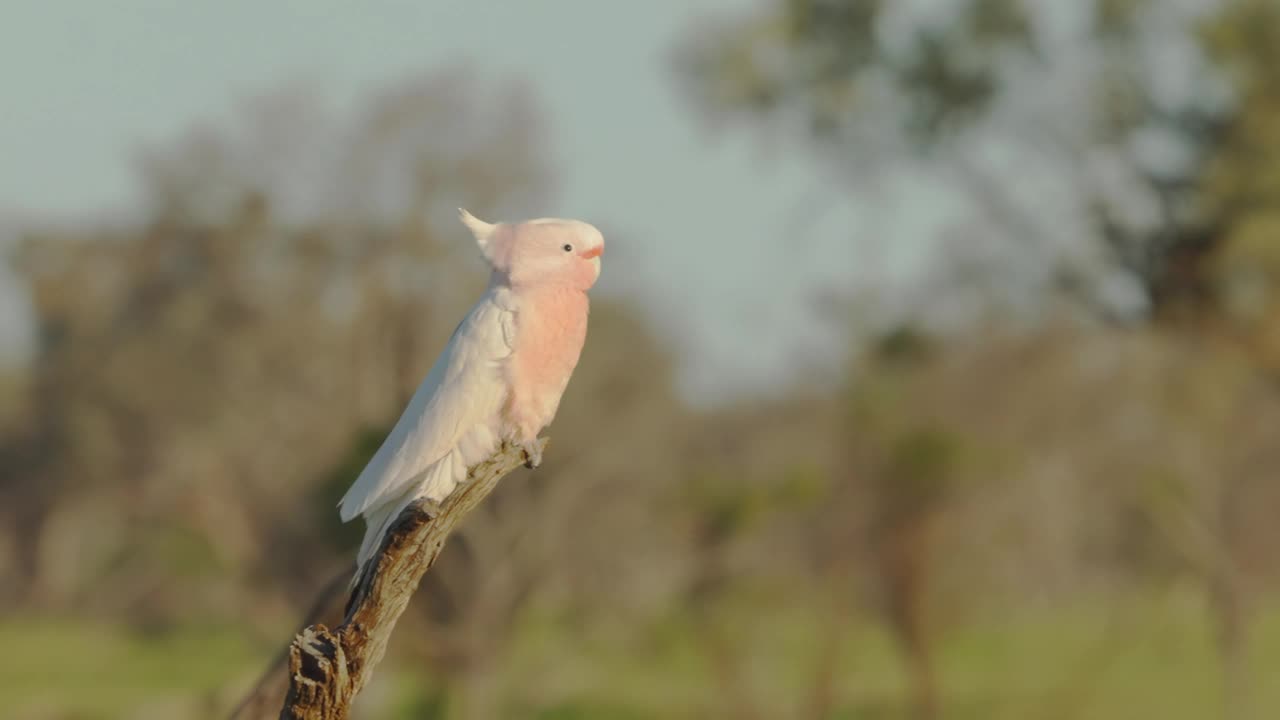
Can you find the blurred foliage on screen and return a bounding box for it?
[677,0,1280,329]
[2,2,1280,717]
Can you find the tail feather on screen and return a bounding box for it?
[351,501,399,589]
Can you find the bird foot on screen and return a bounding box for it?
[520,440,543,469]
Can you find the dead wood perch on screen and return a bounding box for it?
[276,439,546,720]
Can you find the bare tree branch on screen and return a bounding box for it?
[267,439,546,720]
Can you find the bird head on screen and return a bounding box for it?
[459,208,604,291]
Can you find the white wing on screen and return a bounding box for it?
[339,287,516,530]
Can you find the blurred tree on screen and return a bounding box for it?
[677,2,1280,715]
[676,0,1262,324]
[844,328,957,720]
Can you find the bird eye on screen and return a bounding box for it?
[563,244,573,252]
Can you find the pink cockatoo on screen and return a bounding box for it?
[339,209,604,575]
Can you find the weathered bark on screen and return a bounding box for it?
[239,439,544,720]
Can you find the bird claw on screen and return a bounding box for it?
[521,440,543,469]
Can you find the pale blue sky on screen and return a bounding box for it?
[0,0,949,401]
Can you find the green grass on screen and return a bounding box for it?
[499,589,1280,720]
[3,590,1278,719]
[0,617,265,719]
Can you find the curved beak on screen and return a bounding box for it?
[579,245,603,260]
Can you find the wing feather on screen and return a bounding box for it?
[338,288,515,522]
